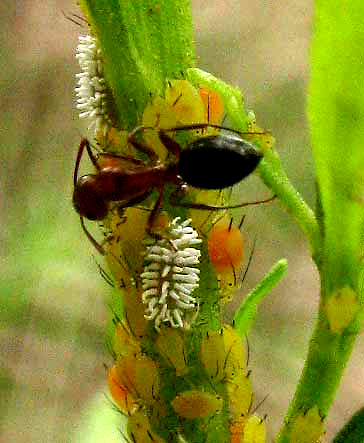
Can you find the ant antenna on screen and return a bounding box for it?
[61,10,88,27]
[172,194,276,211]
[245,335,250,367]
[80,216,105,255]
[96,261,115,287]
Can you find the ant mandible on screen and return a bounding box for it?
[72,123,275,253]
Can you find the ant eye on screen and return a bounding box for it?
[73,175,108,220]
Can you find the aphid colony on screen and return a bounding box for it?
[107,320,267,442]
[74,34,272,442]
[73,54,271,329]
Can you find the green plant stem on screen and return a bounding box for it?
[278,1,364,441]
[258,151,322,264]
[276,304,358,443]
[233,259,288,337]
[80,0,195,129]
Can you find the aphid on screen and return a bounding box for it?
[155,327,188,375]
[107,365,138,415]
[115,350,160,405]
[165,79,205,125]
[208,217,245,274]
[198,87,225,135]
[112,319,141,358]
[200,325,247,382]
[230,415,266,443]
[171,390,223,420]
[208,216,254,303]
[227,371,253,421]
[241,415,266,443]
[72,123,273,249]
[141,217,201,331]
[288,407,325,443]
[128,409,166,443]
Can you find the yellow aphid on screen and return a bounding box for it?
[289,406,325,443]
[104,206,150,290]
[107,365,138,415]
[200,325,247,382]
[101,127,131,155]
[246,120,275,153]
[113,320,140,357]
[324,286,359,333]
[116,351,160,405]
[217,269,239,304]
[165,79,205,125]
[242,415,266,443]
[155,328,188,376]
[172,390,223,420]
[123,291,149,339]
[128,409,166,443]
[142,96,178,160]
[227,372,253,420]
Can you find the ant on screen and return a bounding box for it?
[73,123,275,253]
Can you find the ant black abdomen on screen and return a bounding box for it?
[178,133,263,189]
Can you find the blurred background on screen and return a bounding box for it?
[1,1,363,441]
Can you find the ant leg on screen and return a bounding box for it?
[158,130,181,161]
[146,188,165,239]
[84,139,100,169]
[73,138,99,186]
[98,152,144,166]
[80,216,105,255]
[127,126,159,163]
[170,191,276,211]
[162,123,267,138]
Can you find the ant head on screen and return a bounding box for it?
[73,174,108,220]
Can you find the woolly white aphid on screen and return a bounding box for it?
[141,217,202,331]
[75,35,112,135]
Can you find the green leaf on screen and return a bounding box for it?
[233,259,288,337]
[333,407,364,443]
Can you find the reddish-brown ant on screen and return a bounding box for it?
[73,123,275,252]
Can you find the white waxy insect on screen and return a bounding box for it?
[141,217,202,331]
[75,35,112,135]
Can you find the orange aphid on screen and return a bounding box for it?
[107,365,138,414]
[199,87,224,125]
[208,219,244,273]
